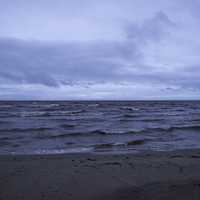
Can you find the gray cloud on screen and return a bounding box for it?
[0,11,174,87]
[0,38,141,86]
[126,11,175,43]
[0,1,200,99]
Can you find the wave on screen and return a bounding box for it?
[34,124,200,140]
[94,143,117,149]
[36,130,108,139]
[47,130,108,138]
[37,129,144,139]
[127,139,148,146]
[0,112,19,118]
[90,130,108,135]
[0,127,52,133]
[0,105,13,108]
[0,120,9,124]
[29,103,60,108]
[0,141,11,147]
[140,118,165,122]
[20,111,48,117]
[19,110,86,117]
[119,116,166,122]
[60,124,76,129]
[41,104,60,108]
[94,139,148,150]
[146,125,200,133]
[87,104,99,107]
[120,106,140,111]
[171,125,200,131]
[129,125,200,133]
[64,110,86,115]
[122,114,138,118]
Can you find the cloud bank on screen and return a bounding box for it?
[0,0,200,99]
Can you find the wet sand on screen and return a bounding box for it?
[1,149,200,200]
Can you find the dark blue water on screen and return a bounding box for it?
[0,101,200,154]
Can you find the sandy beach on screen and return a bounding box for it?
[1,149,200,200]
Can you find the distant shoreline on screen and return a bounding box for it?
[1,99,200,102]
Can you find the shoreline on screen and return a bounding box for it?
[1,149,200,199]
[1,147,200,158]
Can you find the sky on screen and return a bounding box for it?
[0,0,200,100]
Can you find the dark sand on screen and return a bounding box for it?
[1,150,200,200]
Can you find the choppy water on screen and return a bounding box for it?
[0,101,200,154]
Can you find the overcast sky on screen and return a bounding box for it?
[0,0,200,100]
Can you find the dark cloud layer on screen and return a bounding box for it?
[0,12,174,86]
